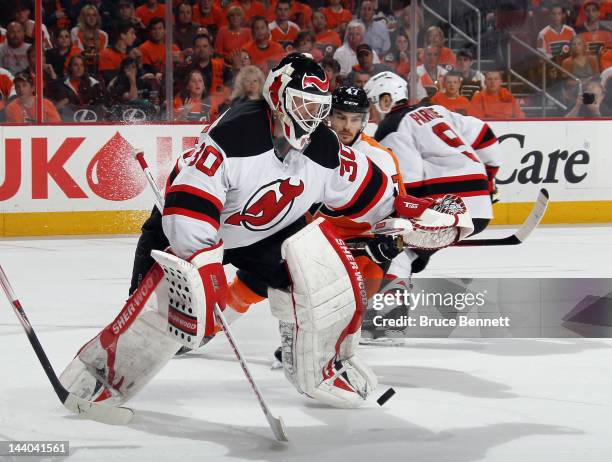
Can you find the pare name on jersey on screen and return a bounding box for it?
[372,315,511,328]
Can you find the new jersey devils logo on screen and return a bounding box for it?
[302,74,329,92]
[226,178,305,231]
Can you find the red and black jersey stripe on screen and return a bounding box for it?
[405,174,489,198]
[320,160,388,219]
[472,125,497,150]
[163,185,223,229]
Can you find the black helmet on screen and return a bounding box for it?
[263,53,332,150]
[332,86,370,114]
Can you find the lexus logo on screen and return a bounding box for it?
[73,108,98,122]
[121,108,147,123]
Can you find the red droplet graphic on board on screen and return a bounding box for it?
[87,132,146,201]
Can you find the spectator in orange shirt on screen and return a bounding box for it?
[576,0,612,54]
[422,26,456,70]
[244,15,286,73]
[139,17,182,76]
[265,0,312,28]
[6,71,61,123]
[173,68,221,122]
[312,10,342,58]
[430,70,472,115]
[99,22,137,83]
[537,5,575,60]
[228,0,267,27]
[215,6,252,59]
[322,0,353,36]
[268,0,299,50]
[470,70,525,119]
[192,0,226,36]
[601,47,612,70]
[574,0,612,29]
[135,0,166,28]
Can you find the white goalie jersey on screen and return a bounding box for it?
[375,103,502,219]
[162,99,397,258]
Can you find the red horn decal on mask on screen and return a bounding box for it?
[302,74,329,92]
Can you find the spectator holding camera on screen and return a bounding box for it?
[566,78,611,117]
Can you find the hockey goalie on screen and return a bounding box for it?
[59,53,473,410]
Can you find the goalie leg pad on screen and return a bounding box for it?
[59,264,183,405]
[60,243,227,406]
[270,218,377,408]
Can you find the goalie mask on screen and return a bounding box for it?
[364,71,408,115]
[330,86,370,146]
[263,53,332,150]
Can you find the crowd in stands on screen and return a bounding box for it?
[2,0,612,123]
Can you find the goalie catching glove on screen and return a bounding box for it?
[390,194,474,250]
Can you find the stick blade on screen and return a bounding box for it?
[267,414,289,442]
[514,188,549,243]
[63,394,134,425]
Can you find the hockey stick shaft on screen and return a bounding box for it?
[0,265,69,402]
[454,188,549,247]
[213,304,288,442]
[134,150,165,211]
[0,264,134,425]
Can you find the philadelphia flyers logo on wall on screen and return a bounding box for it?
[225,178,305,231]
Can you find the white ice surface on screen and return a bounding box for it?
[1,225,612,461]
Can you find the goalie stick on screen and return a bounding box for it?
[0,264,134,425]
[454,188,549,247]
[367,189,549,247]
[137,153,288,441]
[134,150,164,211]
[213,304,288,442]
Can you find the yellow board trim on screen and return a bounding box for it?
[491,200,612,225]
[0,210,151,237]
[1,201,611,237]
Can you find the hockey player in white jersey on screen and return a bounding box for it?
[59,54,472,410]
[365,71,502,275]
